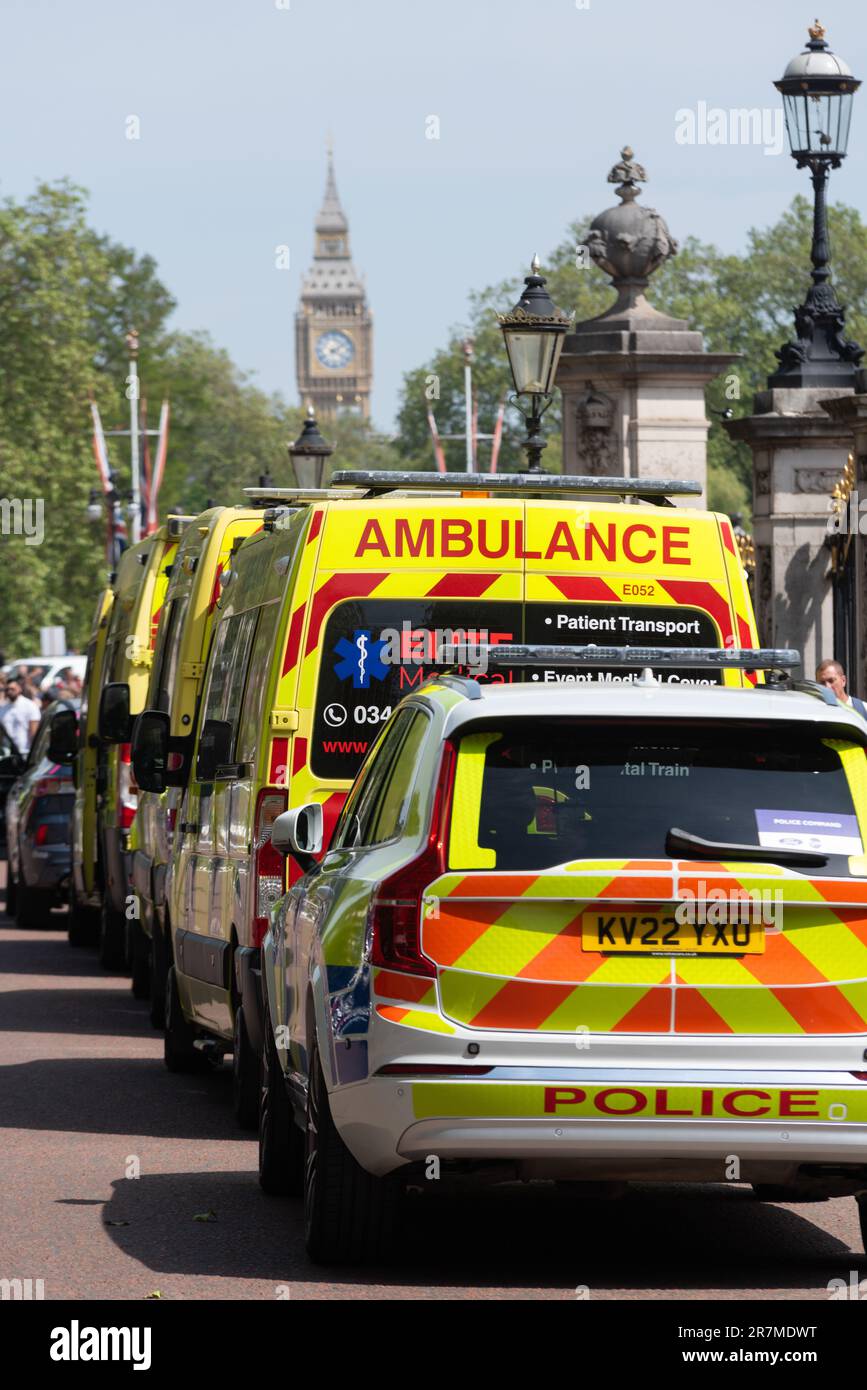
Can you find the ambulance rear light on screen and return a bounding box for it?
[440,644,801,672]
[118,743,137,829]
[370,743,456,978]
[330,470,703,500]
[253,789,288,948]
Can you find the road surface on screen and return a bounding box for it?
[1,865,865,1301]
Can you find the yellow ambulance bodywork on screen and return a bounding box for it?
[71,584,115,915]
[167,489,759,1065]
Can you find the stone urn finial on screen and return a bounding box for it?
[585,148,679,320]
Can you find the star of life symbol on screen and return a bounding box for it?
[333,629,389,689]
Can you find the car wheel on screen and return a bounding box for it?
[149,927,167,1030]
[15,882,49,929]
[857,1194,867,1255]
[232,1003,260,1131]
[163,964,209,1074]
[304,1040,401,1264]
[129,924,150,1001]
[68,898,99,948]
[99,899,127,971]
[258,1006,303,1196]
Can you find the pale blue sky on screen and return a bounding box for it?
[2,0,865,430]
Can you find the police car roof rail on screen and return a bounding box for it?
[438,644,801,671]
[788,677,842,708]
[437,674,483,700]
[328,470,701,504]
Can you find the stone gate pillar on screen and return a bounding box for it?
[555,148,737,504]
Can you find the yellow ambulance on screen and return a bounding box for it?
[70,584,115,946]
[95,517,192,969]
[128,505,264,1022]
[131,471,758,1123]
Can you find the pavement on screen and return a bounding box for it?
[1,862,866,1301]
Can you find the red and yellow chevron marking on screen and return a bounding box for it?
[418,864,867,1036]
[719,514,761,685]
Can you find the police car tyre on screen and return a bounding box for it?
[15,882,50,930]
[304,1042,401,1265]
[857,1194,867,1255]
[99,900,127,971]
[68,899,98,948]
[164,964,209,1073]
[233,1003,259,1131]
[258,1004,303,1196]
[149,928,167,1030]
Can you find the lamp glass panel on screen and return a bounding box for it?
[504,329,557,394]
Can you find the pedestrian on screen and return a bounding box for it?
[816,659,867,719]
[0,678,41,755]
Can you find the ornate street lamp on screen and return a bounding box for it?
[498,256,573,472]
[288,405,334,488]
[771,20,863,386]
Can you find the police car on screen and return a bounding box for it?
[260,646,867,1263]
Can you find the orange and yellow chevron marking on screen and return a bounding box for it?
[376,1004,456,1035]
[719,514,762,685]
[420,864,867,1036]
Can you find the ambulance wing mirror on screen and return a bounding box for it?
[48,707,78,765]
[98,682,131,744]
[132,710,170,793]
[271,804,324,872]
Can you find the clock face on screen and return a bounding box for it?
[315,330,355,369]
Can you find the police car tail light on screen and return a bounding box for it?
[370,744,456,978]
[253,789,288,947]
[118,743,137,830]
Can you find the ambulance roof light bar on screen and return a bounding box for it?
[439,644,801,671]
[243,486,362,509]
[329,470,702,502]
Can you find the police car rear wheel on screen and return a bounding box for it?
[164,964,209,1074]
[304,1042,400,1264]
[857,1194,867,1255]
[233,1004,259,1131]
[258,1005,303,1196]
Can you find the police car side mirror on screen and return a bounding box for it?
[98,682,131,744]
[195,719,233,783]
[47,707,78,765]
[132,710,170,794]
[272,804,324,871]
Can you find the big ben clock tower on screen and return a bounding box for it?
[295,147,373,418]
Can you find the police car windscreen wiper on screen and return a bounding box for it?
[665,826,828,867]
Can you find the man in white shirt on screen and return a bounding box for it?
[816,659,867,720]
[0,680,41,755]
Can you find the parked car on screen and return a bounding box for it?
[133,470,759,1133]
[5,701,79,929]
[259,652,867,1263]
[3,655,87,693]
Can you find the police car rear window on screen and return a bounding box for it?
[448,719,864,876]
[311,600,723,781]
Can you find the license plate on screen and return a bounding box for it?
[581,911,765,955]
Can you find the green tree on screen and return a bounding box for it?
[397,196,867,516]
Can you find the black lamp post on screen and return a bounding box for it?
[498,256,572,472]
[771,20,863,386]
[288,406,334,488]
